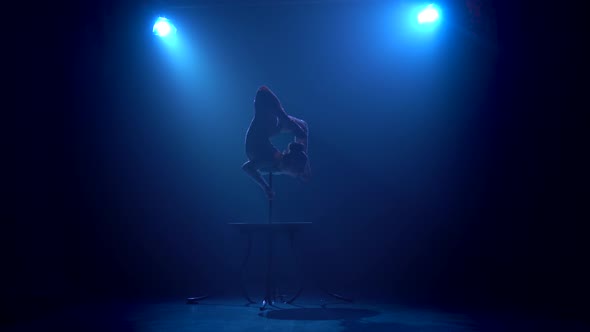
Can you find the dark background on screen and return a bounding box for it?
[4,0,585,326]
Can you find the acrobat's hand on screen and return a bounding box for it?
[265,187,276,200]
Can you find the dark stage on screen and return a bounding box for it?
[4,0,586,331]
[4,296,590,332]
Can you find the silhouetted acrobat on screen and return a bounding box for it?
[242,86,311,199]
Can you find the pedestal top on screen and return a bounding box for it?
[228,222,312,233]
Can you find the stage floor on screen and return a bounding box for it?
[4,295,588,332]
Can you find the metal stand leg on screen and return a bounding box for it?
[261,231,274,310]
[285,230,304,304]
[261,172,274,310]
[321,290,354,303]
[240,233,256,304]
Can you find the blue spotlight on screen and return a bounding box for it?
[417,4,440,24]
[153,17,177,37]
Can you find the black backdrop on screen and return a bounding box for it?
[4,0,586,325]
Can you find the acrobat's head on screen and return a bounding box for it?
[279,142,311,182]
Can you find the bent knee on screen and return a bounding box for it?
[242,161,255,171]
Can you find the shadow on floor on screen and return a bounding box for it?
[262,308,380,320]
[339,320,476,332]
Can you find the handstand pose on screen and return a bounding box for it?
[242,86,311,199]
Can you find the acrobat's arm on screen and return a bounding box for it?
[290,116,308,149]
[278,112,307,139]
[279,115,308,153]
